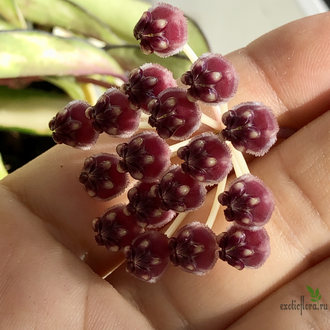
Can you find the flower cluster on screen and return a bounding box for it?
[49,2,278,282]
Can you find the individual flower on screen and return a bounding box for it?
[180,52,239,104]
[93,204,144,251]
[85,88,141,138]
[218,225,271,270]
[169,222,218,275]
[133,2,188,57]
[125,181,176,228]
[124,231,171,283]
[79,153,129,201]
[218,174,275,229]
[148,87,202,140]
[116,131,171,182]
[220,102,279,156]
[121,63,177,112]
[49,100,99,149]
[152,165,207,212]
[177,132,232,184]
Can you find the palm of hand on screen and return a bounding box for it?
[1,13,330,330]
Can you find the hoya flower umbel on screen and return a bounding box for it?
[121,63,177,112]
[46,1,279,283]
[49,100,99,149]
[148,87,202,140]
[79,153,129,201]
[218,174,275,229]
[218,225,271,270]
[220,102,279,156]
[133,2,188,57]
[85,88,141,138]
[180,53,239,104]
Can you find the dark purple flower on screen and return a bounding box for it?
[79,153,129,201]
[85,88,141,138]
[125,181,176,228]
[93,204,144,251]
[153,165,207,212]
[218,225,270,270]
[124,231,170,283]
[169,222,218,275]
[181,52,239,104]
[133,2,188,57]
[148,87,201,140]
[218,174,275,229]
[49,100,99,149]
[121,63,177,112]
[220,102,279,156]
[116,131,171,182]
[177,132,232,184]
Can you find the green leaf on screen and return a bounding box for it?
[307,286,314,295]
[311,299,317,302]
[186,15,210,56]
[70,0,149,43]
[106,45,192,79]
[16,0,124,45]
[315,288,319,297]
[0,86,71,135]
[317,295,321,301]
[44,76,85,100]
[0,30,125,79]
[0,153,8,180]
[0,16,17,30]
[0,0,27,28]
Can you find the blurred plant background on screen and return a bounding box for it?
[0,0,210,178]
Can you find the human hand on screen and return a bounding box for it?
[1,12,330,330]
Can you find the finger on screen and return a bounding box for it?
[1,136,130,276]
[0,185,154,329]
[227,12,330,129]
